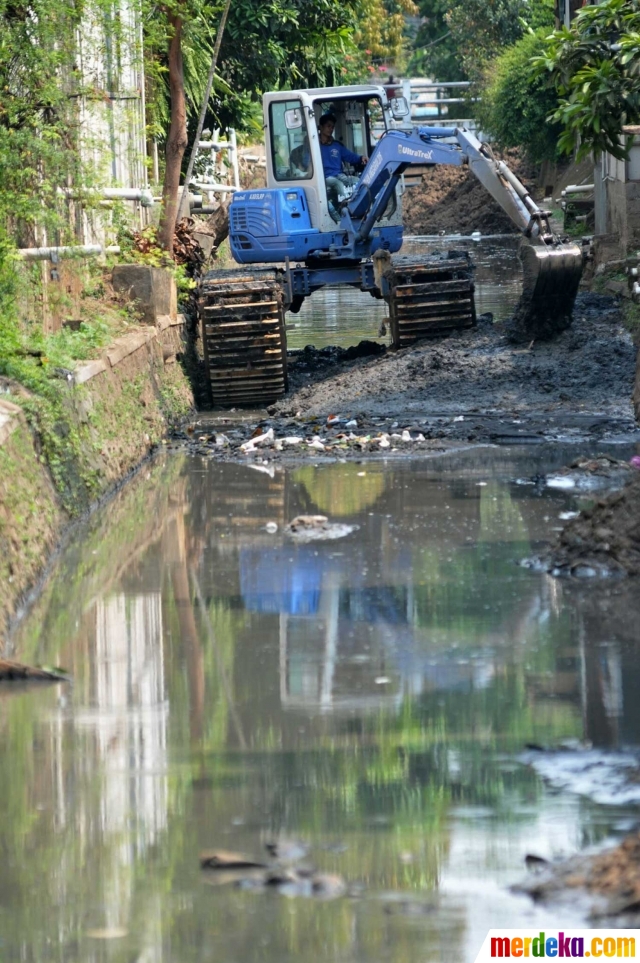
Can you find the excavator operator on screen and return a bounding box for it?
[318,111,367,219]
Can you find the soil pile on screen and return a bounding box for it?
[403,149,537,236]
[516,832,640,919]
[542,473,640,578]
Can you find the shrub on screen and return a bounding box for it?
[477,28,562,163]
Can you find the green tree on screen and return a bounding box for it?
[408,0,461,82]
[409,0,554,81]
[533,0,640,159]
[477,28,562,162]
[0,0,86,246]
[147,0,364,140]
[354,0,418,73]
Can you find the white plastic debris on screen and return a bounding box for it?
[401,430,411,442]
[307,438,325,451]
[379,438,390,449]
[215,433,231,447]
[453,415,465,422]
[247,463,275,477]
[252,427,274,447]
[283,436,303,446]
[546,476,576,490]
[265,521,278,534]
[345,419,358,429]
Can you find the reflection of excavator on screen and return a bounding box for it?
[200,84,582,407]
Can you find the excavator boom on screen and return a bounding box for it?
[342,125,582,338]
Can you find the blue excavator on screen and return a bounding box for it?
[199,84,582,407]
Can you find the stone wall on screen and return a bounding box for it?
[0,313,194,637]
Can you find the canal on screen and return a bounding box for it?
[289,235,522,349]
[3,446,639,962]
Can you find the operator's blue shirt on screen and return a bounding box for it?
[320,139,362,177]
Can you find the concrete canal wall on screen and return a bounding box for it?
[0,311,194,636]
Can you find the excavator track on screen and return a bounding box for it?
[386,252,476,348]
[199,268,287,408]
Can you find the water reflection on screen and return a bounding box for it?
[289,236,522,349]
[4,451,640,963]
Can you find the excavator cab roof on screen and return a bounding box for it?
[264,84,387,102]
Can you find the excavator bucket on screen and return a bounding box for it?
[513,240,583,340]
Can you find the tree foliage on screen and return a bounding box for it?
[354,0,418,73]
[146,0,364,138]
[409,0,554,81]
[476,28,561,163]
[533,0,640,160]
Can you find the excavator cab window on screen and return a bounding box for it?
[269,99,313,181]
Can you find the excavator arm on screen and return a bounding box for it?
[346,126,546,240]
[343,126,582,337]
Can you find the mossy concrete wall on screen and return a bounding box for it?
[0,314,194,637]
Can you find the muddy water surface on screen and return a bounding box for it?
[4,448,640,963]
[289,236,521,349]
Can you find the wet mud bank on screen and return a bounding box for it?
[0,318,194,636]
[180,291,637,461]
[533,473,640,578]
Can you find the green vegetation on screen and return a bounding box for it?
[622,300,640,342]
[476,29,562,163]
[533,0,640,160]
[409,0,554,82]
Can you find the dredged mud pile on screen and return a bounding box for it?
[536,474,640,578]
[183,291,636,456]
[403,149,536,236]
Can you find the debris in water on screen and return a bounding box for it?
[200,841,347,900]
[525,853,550,873]
[284,515,358,542]
[265,839,310,863]
[200,850,267,870]
[520,747,640,806]
[0,660,69,682]
[86,928,128,940]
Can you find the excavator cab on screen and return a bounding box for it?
[264,86,403,230]
[229,85,407,262]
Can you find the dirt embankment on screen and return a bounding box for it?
[403,149,538,236]
[539,474,640,578]
[0,321,194,638]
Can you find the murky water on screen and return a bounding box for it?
[289,236,522,349]
[4,448,640,963]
